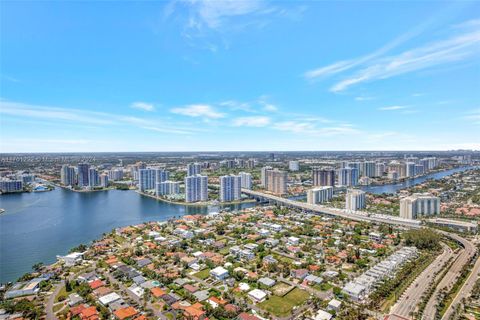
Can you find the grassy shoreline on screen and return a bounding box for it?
[137,190,256,207]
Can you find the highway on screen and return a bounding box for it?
[242,189,421,229]
[390,244,454,318]
[420,232,476,320]
[242,189,478,320]
[442,248,480,320]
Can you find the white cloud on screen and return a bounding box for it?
[379,105,409,111]
[131,102,155,112]
[304,12,443,80]
[219,100,252,112]
[141,126,193,135]
[273,121,359,136]
[186,0,264,30]
[233,116,270,127]
[170,104,226,119]
[464,109,480,125]
[330,28,480,92]
[263,103,277,112]
[355,96,375,101]
[166,0,304,52]
[304,18,480,92]
[0,101,113,125]
[304,60,356,79]
[0,100,195,135]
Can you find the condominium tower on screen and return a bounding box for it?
[219,175,242,202]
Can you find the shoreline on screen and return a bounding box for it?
[365,166,474,187]
[136,190,256,207]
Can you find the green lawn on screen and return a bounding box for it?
[114,235,125,244]
[193,268,210,280]
[284,288,310,304]
[258,288,310,317]
[219,248,230,255]
[52,303,64,313]
[54,286,68,303]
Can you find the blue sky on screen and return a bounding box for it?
[1,0,479,152]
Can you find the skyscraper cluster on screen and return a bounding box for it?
[138,168,170,192]
[60,163,104,189]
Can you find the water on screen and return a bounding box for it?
[0,189,255,283]
[360,166,476,194]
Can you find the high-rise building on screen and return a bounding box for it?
[223,160,236,169]
[361,161,376,177]
[19,174,35,184]
[88,168,100,187]
[156,180,180,196]
[415,164,425,176]
[406,162,416,177]
[60,165,76,186]
[136,168,169,191]
[187,163,202,176]
[420,157,438,171]
[247,159,256,168]
[261,166,273,188]
[138,168,156,191]
[337,168,359,186]
[312,168,335,187]
[289,161,300,171]
[400,194,440,220]
[239,172,252,190]
[185,174,208,203]
[345,189,366,211]
[387,171,399,180]
[375,163,385,177]
[307,186,334,204]
[108,169,124,181]
[0,179,23,193]
[155,169,170,185]
[235,159,245,168]
[266,169,287,195]
[100,174,109,188]
[388,162,407,178]
[77,163,90,187]
[219,175,242,202]
[347,162,361,172]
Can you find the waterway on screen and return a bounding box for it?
[0,189,255,283]
[360,166,476,194]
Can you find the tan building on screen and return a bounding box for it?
[400,194,440,220]
[266,169,287,195]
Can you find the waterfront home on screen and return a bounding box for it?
[57,252,83,266]
[4,279,41,299]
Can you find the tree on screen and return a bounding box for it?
[32,262,44,272]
